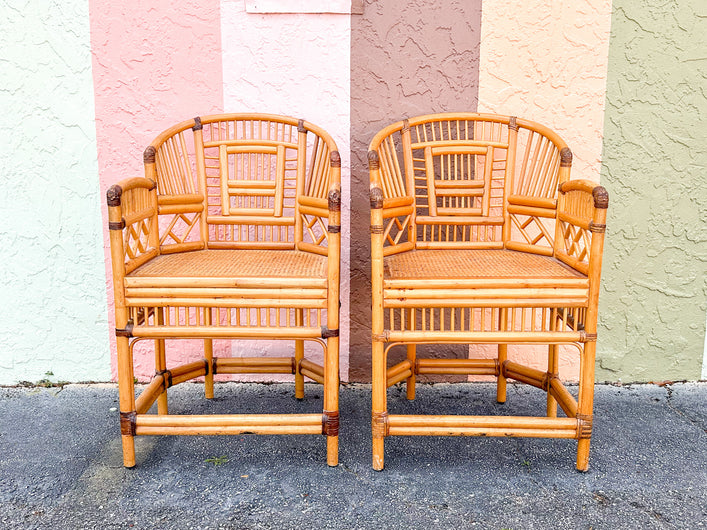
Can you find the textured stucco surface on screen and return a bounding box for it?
[90,0,224,380]
[597,0,707,381]
[477,0,612,182]
[220,0,352,380]
[475,0,613,381]
[0,1,110,384]
[349,0,483,381]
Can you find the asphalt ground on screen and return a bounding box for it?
[1,381,705,529]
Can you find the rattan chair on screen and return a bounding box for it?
[368,113,608,471]
[106,113,341,467]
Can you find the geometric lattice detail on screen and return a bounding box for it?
[384,215,410,247]
[301,214,328,247]
[559,220,591,264]
[160,212,201,246]
[125,218,153,259]
[510,213,554,248]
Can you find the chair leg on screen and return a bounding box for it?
[294,309,304,399]
[155,338,168,413]
[204,338,214,400]
[372,339,387,471]
[406,344,416,400]
[295,340,305,400]
[117,335,136,468]
[323,336,339,466]
[547,344,558,417]
[155,307,168,413]
[496,343,507,403]
[576,340,596,472]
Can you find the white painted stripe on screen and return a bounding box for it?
[0,0,110,384]
[220,0,351,379]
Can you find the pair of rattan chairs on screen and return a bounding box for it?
[106,112,607,471]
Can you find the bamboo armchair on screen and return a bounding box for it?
[368,113,608,471]
[106,113,341,467]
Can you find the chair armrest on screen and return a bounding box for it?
[106,177,160,276]
[554,179,609,276]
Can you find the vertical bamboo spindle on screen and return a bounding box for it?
[370,151,387,471]
[553,148,573,258]
[107,186,136,468]
[576,187,608,472]
[401,120,417,247]
[294,120,307,245]
[324,155,341,467]
[193,118,209,246]
[295,309,305,400]
[502,117,518,246]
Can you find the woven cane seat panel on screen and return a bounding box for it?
[384,249,585,280]
[129,250,327,279]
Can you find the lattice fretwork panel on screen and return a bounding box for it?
[510,213,555,249]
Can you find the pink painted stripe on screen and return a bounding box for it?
[89,0,224,379]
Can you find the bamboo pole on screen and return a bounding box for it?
[295,309,304,399]
[107,186,136,468]
[204,308,214,400]
[549,378,578,418]
[370,150,387,471]
[324,158,341,467]
[155,307,168,413]
[547,345,558,417]
[135,377,165,414]
[299,359,325,384]
[576,187,608,472]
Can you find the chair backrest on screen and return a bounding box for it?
[368,113,571,256]
[144,113,339,255]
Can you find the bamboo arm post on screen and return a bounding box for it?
[370,150,388,471]
[323,153,341,467]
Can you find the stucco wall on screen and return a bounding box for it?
[219,0,352,380]
[349,0,483,381]
[476,0,613,380]
[90,0,224,380]
[597,0,707,381]
[0,1,110,384]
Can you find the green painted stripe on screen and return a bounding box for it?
[598,1,707,382]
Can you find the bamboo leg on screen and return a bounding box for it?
[497,344,507,403]
[155,307,168,413]
[406,344,416,400]
[204,338,214,400]
[295,309,304,400]
[156,339,168,413]
[117,335,136,468]
[497,308,507,403]
[547,344,558,417]
[372,339,387,471]
[576,340,595,472]
[324,337,339,466]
